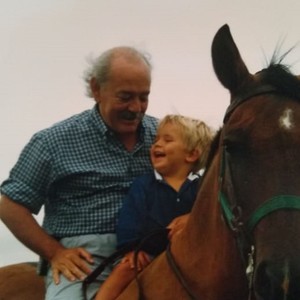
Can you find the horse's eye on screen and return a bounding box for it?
[223,128,249,156]
[223,138,248,156]
[223,139,236,152]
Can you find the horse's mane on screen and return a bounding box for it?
[199,129,221,182]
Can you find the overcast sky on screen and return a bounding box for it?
[1,0,300,266]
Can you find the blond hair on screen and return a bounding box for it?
[158,115,215,172]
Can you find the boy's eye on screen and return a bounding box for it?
[164,138,174,143]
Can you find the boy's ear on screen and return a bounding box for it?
[185,149,201,163]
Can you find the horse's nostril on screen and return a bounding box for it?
[254,261,284,300]
[254,260,300,300]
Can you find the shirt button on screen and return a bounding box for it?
[176,198,180,202]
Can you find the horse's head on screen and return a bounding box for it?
[212,24,300,300]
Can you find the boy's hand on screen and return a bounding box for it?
[121,250,151,271]
[167,213,190,240]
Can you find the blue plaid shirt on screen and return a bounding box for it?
[0,105,158,238]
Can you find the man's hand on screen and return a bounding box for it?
[51,247,94,284]
[121,250,151,271]
[167,213,190,240]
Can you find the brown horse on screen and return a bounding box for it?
[0,262,45,300]
[116,24,300,300]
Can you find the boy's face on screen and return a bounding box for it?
[150,122,194,176]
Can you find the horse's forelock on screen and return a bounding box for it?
[258,59,300,101]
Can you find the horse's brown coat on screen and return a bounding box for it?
[0,263,45,300]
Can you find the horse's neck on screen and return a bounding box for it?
[171,158,248,298]
[184,162,236,260]
[186,157,231,244]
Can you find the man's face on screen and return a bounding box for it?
[94,58,151,135]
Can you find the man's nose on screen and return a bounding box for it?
[128,98,142,112]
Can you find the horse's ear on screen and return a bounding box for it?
[211,24,250,95]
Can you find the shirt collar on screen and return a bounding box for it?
[153,169,199,182]
[90,105,109,136]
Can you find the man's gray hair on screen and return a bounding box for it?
[83,46,152,98]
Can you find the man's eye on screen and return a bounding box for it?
[139,94,149,102]
[118,93,132,102]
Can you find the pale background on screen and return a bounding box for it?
[1,0,300,266]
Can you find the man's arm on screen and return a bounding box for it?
[0,195,94,284]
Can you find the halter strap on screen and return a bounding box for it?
[219,191,240,232]
[219,145,300,235]
[223,84,278,123]
[246,195,300,233]
[219,192,300,233]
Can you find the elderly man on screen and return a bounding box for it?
[0,46,158,299]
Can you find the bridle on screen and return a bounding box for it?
[166,84,300,300]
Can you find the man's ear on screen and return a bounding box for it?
[90,78,100,99]
[185,149,201,163]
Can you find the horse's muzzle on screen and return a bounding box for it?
[254,259,300,300]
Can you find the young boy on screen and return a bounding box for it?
[95,114,214,300]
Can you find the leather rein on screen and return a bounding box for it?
[165,84,300,300]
